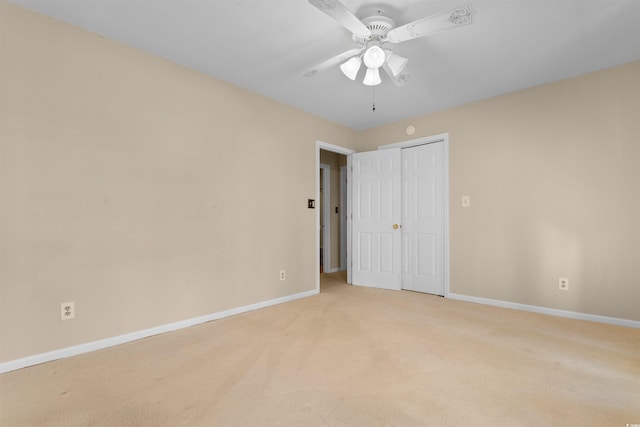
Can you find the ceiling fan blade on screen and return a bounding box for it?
[308,0,372,39]
[383,64,411,87]
[386,4,473,44]
[303,47,364,77]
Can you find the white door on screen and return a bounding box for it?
[401,143,446,295]
[351,148,402,290]
[340,165,348,271]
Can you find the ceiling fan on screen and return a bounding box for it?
[304,0,474,87]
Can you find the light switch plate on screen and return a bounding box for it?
[461,196,471,208]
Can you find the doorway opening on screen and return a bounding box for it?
[319,151,347,274]
[316,141,355,292]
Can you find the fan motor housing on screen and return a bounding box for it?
[353,10,395,43]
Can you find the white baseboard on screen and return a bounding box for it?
[0,288,319,374]
[448,293,640,329]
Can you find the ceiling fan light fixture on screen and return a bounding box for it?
[340,56,362,80]
[362,43,386,69]
[363,67,381,86]
[385,51,408,77]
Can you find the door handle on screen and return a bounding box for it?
[393,224,400,229]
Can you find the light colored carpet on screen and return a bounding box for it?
[1,272,639,426]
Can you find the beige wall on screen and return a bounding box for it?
[1,1,638,365]
[0,2,356,363]
[357,61,640,321]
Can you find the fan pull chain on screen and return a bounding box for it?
[372,88,376,112]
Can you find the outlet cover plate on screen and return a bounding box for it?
[61,302,75,320]
[559,278,569,290]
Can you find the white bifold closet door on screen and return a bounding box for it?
[351,148,402,290]
[351,142,445,295]
[401,142,445,295]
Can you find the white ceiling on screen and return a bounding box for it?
[9,0,640,130]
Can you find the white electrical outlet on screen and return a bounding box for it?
[61,302,75,320]
[279,270,286,281]
[559,278,569,291]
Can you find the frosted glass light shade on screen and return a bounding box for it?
[363,67,381,86]
[385,52,408,77]
[340,56,362,80]
[363,45,386,69]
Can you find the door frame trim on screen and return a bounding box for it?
[378,133,451,298]
[316,141,356,292]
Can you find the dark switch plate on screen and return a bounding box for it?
[308,199,315,209]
